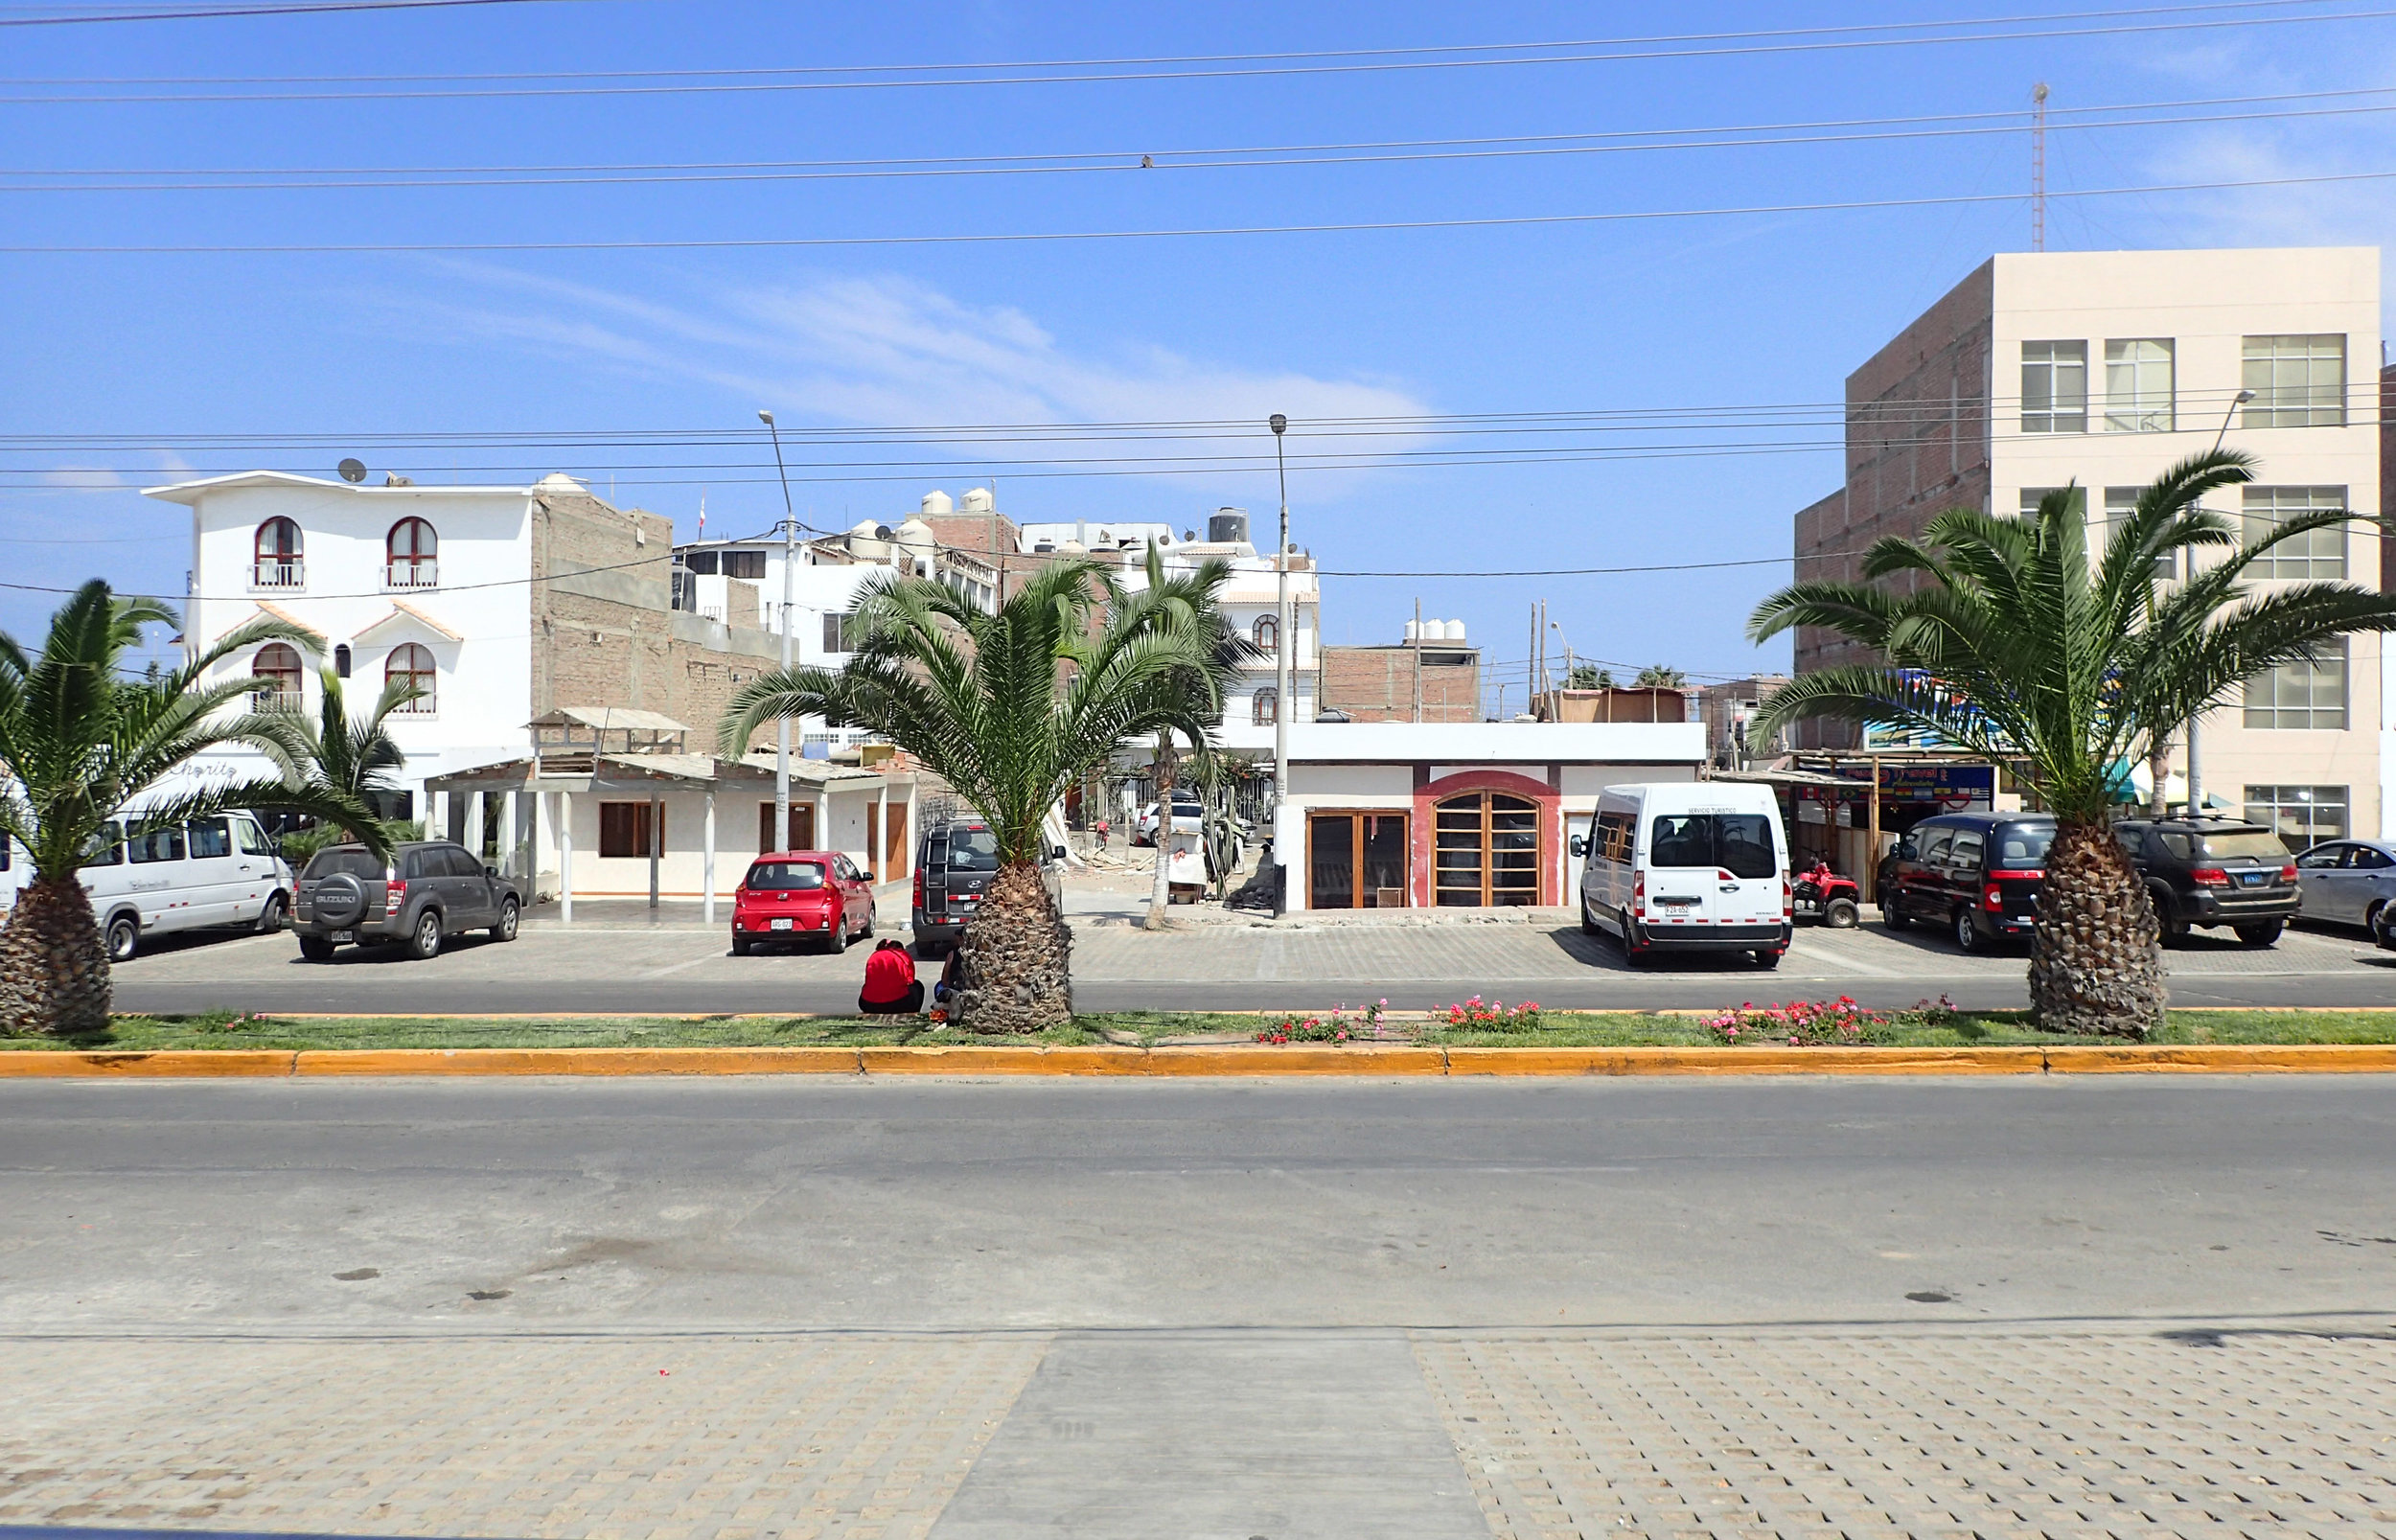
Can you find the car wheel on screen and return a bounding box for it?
[1952,908,1981,953]
[298,935,337,962]
[731,930,752,957]
[825,914,847,955]
[1882,898,1910,931]
[406,908,443,961]
[2364,900,2385,939]
[490,897,519,942]
[1752,947,1784,969]
[1825,896,1859,929]
[2157,904,2190,947]
[1580,895,1601,935]
[105,914,139,963]
[254,892,288,934]
[2234,919,2284,948]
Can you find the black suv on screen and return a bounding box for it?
[1877,812,2059,953]
[2111,816,2298,947]
[292,840,525,960]
[910,818,1064,956]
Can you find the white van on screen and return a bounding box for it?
[1574,782,1790,967]
[76,811,296,962]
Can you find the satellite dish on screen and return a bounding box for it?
[337,458,367,484]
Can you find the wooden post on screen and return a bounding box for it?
[1865,754,1881,905]
[647,793,661,908]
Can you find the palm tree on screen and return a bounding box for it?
[1748,449,2396,1036]
[1565,662,1616,690]
[1633,663,1688,688]
[253,666,426,841]
[0,582,385,1035]
[717,555,1236,1033]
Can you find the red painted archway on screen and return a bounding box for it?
[1411,768,1560,908]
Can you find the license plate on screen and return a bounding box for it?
[2239,872,2268,886]
[1657,897,1697,908]
[328,931,354,943]
[770,918,795,931]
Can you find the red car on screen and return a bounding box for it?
[731,849,876,955]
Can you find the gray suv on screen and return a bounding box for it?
[293,840,524,961]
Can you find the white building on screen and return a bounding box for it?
[1794,246,2385,844]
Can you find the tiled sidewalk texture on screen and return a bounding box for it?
[1417,1329,2396,1540]
[0,1334,1048,1540]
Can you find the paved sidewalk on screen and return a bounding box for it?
[4,1325,2389,1539]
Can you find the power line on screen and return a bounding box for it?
[14,93,2396,192]
[9,169,2392,253]
[0,1,2377,99]
[0,0,583,25]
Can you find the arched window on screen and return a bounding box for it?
[250,642,303,704]
[1434,790,1540,908]
[384,643,436,714]
[1252,687,1278,725]
[1253,614,1279,655]
[386,517,438,587]
[253,517,303,588]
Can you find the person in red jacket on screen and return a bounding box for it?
[859,940,923,1015]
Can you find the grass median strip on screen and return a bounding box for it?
[9,1006,2396,1052]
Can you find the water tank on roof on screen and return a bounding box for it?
[960,487,994,514]
[1210,508,1251,545]
[895,517,935,573]
[848,518,891,562]
[921,490,954,517]
[1442,619,1466,642]
[1403,619,1420,642]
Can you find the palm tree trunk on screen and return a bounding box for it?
[953,862,1072,1034]
[0,876,110,1036]
[1145,730,1176,931]
[2027,819,2166,1038]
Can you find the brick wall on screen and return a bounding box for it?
[1320,646,1481,722]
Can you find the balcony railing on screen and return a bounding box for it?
[249,687,302,709]
[385,562,439,588]
[252,560,304,589]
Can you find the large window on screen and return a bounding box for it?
[722,550,768,580]
[2245,785,2347,850]
[2020,340,2087,433]
[1253,614,1279,655]
[821,612,861,654]
[1251,687,1278,725]
[599,802,661,858]
[250,642,304,704]
[384,643,436,714]
[1435,791,1539,907]
[2244,639,2346,729]
[2242,486,2347,578]
[386,517,438,587]
[1648,814,1778,879]
[253,517,304,588]
[2102,488,2176,580]
[2243,334,2346,427]
[2103,338,2175,432]
[1308,811,1409,909]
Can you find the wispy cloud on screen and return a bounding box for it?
[392,264,1435,492]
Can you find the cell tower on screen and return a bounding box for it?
[2031,82,2049,252]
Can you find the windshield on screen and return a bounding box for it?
[1648,814,1777,879]
[2200,831,2292,862]
[1993,824,2056,868]
[946,828,1001,871]
[748,861,825,889]
[303,849,384,881]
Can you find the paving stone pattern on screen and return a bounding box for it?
[6,1328,2394,1538]
[1416,1330,2396,1540]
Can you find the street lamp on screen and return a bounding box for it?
[760,409,797,849]
[2186,388,2256,814]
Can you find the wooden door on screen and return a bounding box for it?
[759,802,816,854]
[864,803,908,882]
[1306,811,1409,909]
[1434,792,1539,907]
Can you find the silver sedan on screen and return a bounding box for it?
[2291,839,2396,931]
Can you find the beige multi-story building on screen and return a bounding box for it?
[1792,247,2384,845]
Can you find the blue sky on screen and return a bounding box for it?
[5,0,2395,701]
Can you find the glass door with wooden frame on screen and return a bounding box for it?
[1308,811,1410,908]
[1434,791,1540,907]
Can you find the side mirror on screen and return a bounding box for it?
[1569,835,1587,858]
[1049,843,1068,862]
[486,865,500,879]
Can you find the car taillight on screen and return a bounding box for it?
[2278,863,2298,882]
[1984,884,2005,911]
[1781,874,1792,918]
[2190,867,2231,887]
[1992,868,2042,880]
[913,869,925,906]
[1633,868,1646,916]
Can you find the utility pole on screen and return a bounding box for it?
[760,409,796,850]
[1271,415,1290,803]
[2031,82,2049,252]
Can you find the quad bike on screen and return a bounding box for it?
[1791,861,1862,928]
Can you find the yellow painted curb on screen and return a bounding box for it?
[858,1046,1147,1075]
[2044,1043,2396,1073]
[0,1050,298,1077]
[1444,1046,2046,1076]
[291,1046,865,1076]
[1145,1045,1449,1075]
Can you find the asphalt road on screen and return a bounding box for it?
[6,1075,2393,1330]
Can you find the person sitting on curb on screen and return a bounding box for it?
[859,939,924,1015]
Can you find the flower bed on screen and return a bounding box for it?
[1442,996,1543,1033]
[1703,995,1959,1046]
